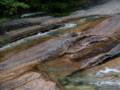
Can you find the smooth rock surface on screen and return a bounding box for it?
[0,72,58,90]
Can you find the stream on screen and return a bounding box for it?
[0,23,77,51]
[0,1,120,89]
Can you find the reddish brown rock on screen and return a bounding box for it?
[1,15,120,90]
[0,72,58,90]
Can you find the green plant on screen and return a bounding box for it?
[0,0,29,15]
[27,0,101,16]
[0,0,102,16]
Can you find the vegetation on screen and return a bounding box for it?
[0,0,29,16]
[0,0,101,17]
[0,0,103,35]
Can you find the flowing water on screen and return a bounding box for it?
[37,15,120,90]
[0,23,77,51]
[71,0,120,17]
[1,14,120,90]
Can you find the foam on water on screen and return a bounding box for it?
[0,23,77,51]
[91,80,120,86]
[62,23,77,29]
[96,67,120,77]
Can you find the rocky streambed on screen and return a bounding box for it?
[0,14,120,90]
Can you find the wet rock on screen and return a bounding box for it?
[0,72,58,90]
[8,23,63,42]
[0,33,80,79]
[80,43,120,70]
[66,15,120,64]
[14,79,58,90]
[1,15,120,80]
[0,16,54,32]
[0,72,40,90]
[37,15,120,90]
[0,13,88,33]
[1,15,120,90]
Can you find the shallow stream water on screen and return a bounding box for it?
[1,15,120,90]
